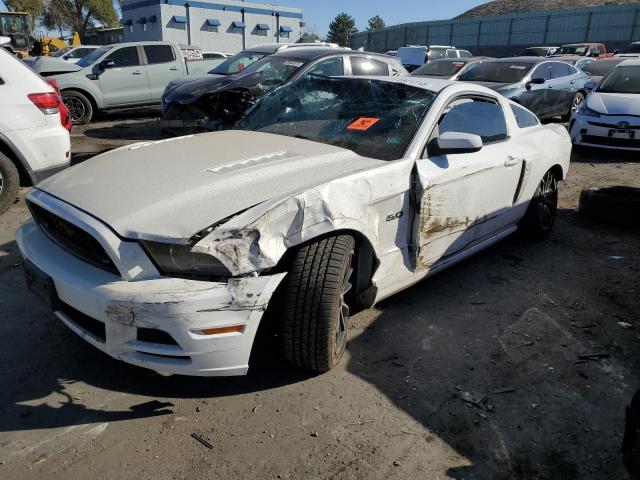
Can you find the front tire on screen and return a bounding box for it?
[0,152,20,216]
[519,169,559,239]
[62,90,93,125]
[282,235,355,372]
[563,91,584,121]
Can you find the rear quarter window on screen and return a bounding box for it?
[144,45,175,64]
[511,104,539,128]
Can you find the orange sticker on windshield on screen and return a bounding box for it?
[347,117,380,131]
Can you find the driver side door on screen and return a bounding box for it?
[98,46,151,106]
[414,96,524,270]
[518,63,552,117]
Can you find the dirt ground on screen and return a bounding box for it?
[0,114,638,480]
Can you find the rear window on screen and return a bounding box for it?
[144,45,175,64]
[351,57,389,76]
[413,60,467,77]
[511,104,539,128]
[458,61,532,83]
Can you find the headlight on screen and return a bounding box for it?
[577,103,601,117]
[142,241,230,278]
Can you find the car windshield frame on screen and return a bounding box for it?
[458,61,533,83]
[237,76,437,161]
[596,65,640,94]
[208,50,267,75]
[76,46,112,67]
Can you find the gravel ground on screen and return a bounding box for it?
[0,115,638,479]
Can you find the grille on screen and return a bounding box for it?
[29,201,119,275]
[59,302,106,342]
[137,328,179,346]
[587,121,640,130]
[581,135,640,149]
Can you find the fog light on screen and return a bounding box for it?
[197,325,244,336]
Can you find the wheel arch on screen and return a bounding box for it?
[279,228,380,311]
[0,133,37,186]
[61,87,100,113]
[549,163,565,181]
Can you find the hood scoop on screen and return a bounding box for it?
[206,150,305,174]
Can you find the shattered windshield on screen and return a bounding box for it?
[238,77,436,161]
[458,61,532,83]
[597,66,640,94]
[209,51,266,75]
[76,46,111,67]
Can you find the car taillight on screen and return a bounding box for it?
[27,92,59,115]
[43,78,72,131]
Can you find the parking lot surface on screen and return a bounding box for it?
[1,115,639,479]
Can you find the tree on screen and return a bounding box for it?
[367,15,385,31]
[41,0,118,40]
[327,12,357,47]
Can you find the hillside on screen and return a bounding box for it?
[458,0,638,17]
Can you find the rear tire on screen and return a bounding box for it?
[519,169,559,240]
[282,235,355,372]
[62,90,93,125]
[0,152,20,216]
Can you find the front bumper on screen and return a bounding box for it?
[569,114,640,151]
[16,194,286,377]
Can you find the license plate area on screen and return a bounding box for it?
[608,129,635,139]
[23,259,60,310]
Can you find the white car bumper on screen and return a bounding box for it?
[3,115,70,182]
[16,192,286,377]
[569,113,640,151]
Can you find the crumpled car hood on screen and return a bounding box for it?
[24,56,81,74]
[36,131,384,242]
[164,72,260,104]
[165,73,224,96]
[586,92,640,116]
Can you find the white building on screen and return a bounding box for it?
[121,0,304,53]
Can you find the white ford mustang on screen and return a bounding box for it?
[17,76,571,377]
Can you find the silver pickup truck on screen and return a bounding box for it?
[40,41,222,124]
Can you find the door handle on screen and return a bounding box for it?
[570,80,576,84]
[169,67,178,71]
[504,156,522,167]
[548,84,554,88]
[132,71,143,75]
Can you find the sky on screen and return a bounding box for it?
[266,0,488,36]
[1,1,489,36]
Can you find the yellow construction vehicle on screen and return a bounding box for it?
[0,11,32,58]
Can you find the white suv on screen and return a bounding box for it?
[0,37,71,215]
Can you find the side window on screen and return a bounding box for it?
[459,50,472,58]
[550,62,570,79]
[445,49,458,58]
[511,104,539,128]
[144,45,175,64]
[531,63,551,80]
[305,57,344,77]
[436,97,508,144]
[567,64,580,75]
[350,57,389,76]
[106,47,140,67]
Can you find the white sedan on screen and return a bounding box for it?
[570,58,640,150]
[16,76,571,377]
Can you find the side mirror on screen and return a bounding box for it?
[525,77,545,90]
[435,131,483,155]
[100,59,115,69]
[584,80,596,91]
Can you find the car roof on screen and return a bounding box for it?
[243,42,339,54]
[429,56,490,62]
[270,47,394,62]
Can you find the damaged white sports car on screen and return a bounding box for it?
[17,76,571,376]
